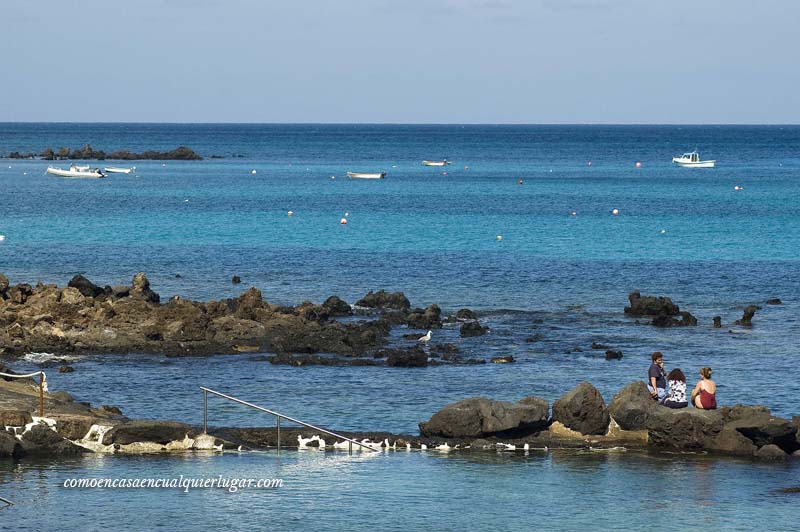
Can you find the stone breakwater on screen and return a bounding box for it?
[1,376,797,461]
[0,273,489,364]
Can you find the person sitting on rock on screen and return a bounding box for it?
[647,352,667,401]
[691,367,717,409]
[660,368,688,408]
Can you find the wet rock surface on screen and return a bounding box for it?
[419,396,550,438]
[552,382,610,436]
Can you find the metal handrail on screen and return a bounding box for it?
[200,387,379,452]
[0,371,46,417]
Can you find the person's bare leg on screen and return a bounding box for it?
[694,395,704,409]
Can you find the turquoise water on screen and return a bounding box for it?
[1,124,799,529]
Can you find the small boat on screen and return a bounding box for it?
[104,166,136,174]
[46,166,106,178]
[422,159,449,167]
[347,171,386,179]
[672,150,715,168]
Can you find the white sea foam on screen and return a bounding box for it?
[22,352,82,365]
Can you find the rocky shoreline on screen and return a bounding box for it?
[0,273,494,365]
[1,375,797,461]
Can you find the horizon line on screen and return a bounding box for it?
[1,121,799,127]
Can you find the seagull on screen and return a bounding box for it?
[418,330,432,344]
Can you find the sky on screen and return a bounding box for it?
[2,0,799,123]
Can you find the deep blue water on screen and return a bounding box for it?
[1,124,799,529]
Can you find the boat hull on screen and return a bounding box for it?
[347,172,386,179]
[422,160,448,167]
[673,159,715,168]
[46,167,106,178]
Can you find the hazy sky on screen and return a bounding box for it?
[2,0,798,123]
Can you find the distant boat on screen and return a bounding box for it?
[422,159,449,167]
[347,171,386,179]
[46,166,106,178]
[672,150,715,168]
[104,166,136,174]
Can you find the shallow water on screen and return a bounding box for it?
[1,124,799,529]
[2,451,799,531]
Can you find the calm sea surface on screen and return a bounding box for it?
[1,124,799,529]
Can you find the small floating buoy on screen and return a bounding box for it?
[518,180,523,185]
[464,166,469,170]
[162,163,166,167]
[340,218,347,225]
[587,161,592,166]
[496,235,503,241]
[331,175,336,180]
[570,210,577,216]
[442,171,447,176]
[734,185,743,191]
[611,208,620,216]
[251,169,257,174]
[660,229,667,234]
[344,212,350,217]
[635,162,642,168]
[23,172,27,175]
[287,211,294,216]
[0,235,5,242]
[184,199,189,202]
[392,165,397,168]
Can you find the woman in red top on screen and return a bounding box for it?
[691,367,717,409]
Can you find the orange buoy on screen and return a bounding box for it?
[340,218,347,225]
[635,162,642,168]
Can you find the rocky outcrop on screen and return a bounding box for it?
[646,404,800,458]
[455,309,477,320]
[0,409,33,426]
[0,273,402,357]
[625,291,697,327]
[460,321,488,337]
[608,381,659,431]
[19,425,88,456]
[355,290,410,311]
[385,346,428,368]
[419,396,550,438]
[406,304,442,330]
[734,305,758,326]
[552,382,610,435]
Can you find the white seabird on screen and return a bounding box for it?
[418,330,432,344]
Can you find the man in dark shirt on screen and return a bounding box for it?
[647,351,667,401]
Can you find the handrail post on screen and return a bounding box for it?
[38,372,44,418]
[349,441,352,454]
[203,389,208,434]
[276,417,281,451]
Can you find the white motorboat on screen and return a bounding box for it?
[46,166,106,178]
[347,171,386,179]
[422,159,449,167]
[672,150,715,168]
[104,166,136,174]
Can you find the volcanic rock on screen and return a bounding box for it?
[419,396,550,438]
[552,382,610,435]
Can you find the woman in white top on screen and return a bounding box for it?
[661,368,688,409]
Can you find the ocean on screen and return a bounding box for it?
[1,123,799,529]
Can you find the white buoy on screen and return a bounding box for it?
[611,208,620,216]
[340,218,347,225]
[496,235,503,241]
[287,211,294,217]
[331,175,336,180]
[184,199,189,202]
[0,235,5,242]
[251,169,257,174]
[734,185,743,191]
[344,212,350,217]
[635,162,642,168]
[570,210,577,216]
[660,229,667,234]
[162,163,166,167]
